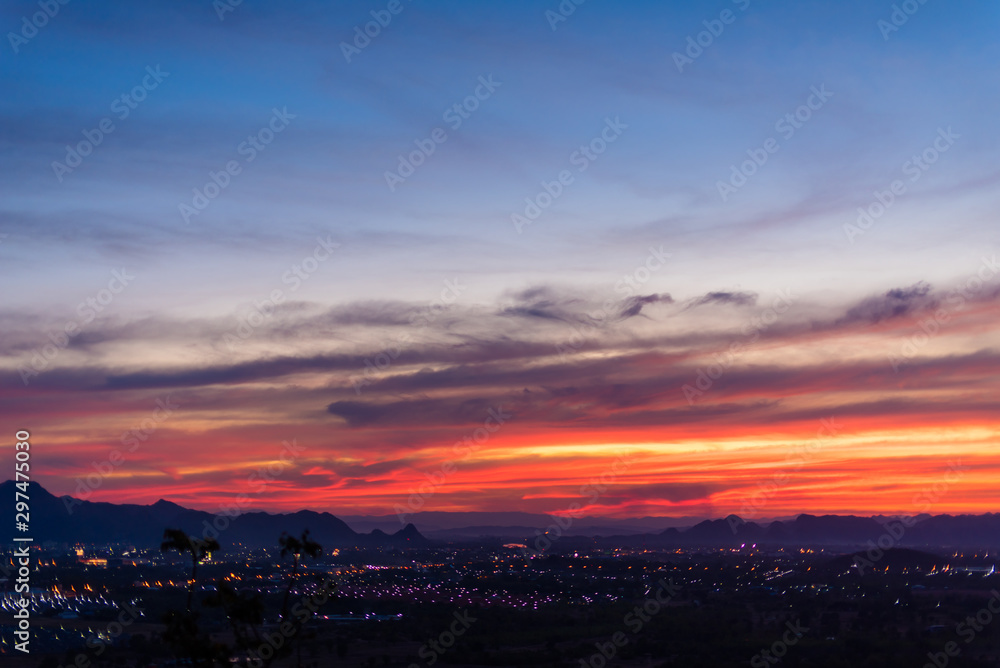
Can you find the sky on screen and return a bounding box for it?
[1,0,999,522]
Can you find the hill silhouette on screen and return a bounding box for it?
[5,481,999,549]
[0,481,427,549]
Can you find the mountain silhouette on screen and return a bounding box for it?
[0,481,428,549]
[638,512,1000,548]
[4,481,998,549]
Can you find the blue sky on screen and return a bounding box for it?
[4,0,998,308]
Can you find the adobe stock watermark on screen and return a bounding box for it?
[672,0,751,73]
[395,406,512,525]
[12,547,31,653]
[853,459,968,574]
[729,417,844,531]
[409,610,478,668]
[844,126,959,244]
[524,452,634,557]
[221,236,341,350]
[579,578,682,668]
[922,590,1000,668]
[681,289,795,404]
[51,66,169,182]
[341,0,413,63]
[349,277,466,394]
[213,0,243,21]
[384,75,501,191]
[18,268,135,385]
[179,107,295,224]
[7,0,71,54]
[246,574,338,666]
[888,255,998,372]
[878,0,932,41]
[750,620,809,668]
[545,0,587,31]
[511,116,628,233]
[63,602,143,665]
[199,439,307,543]
[555,246,671,358]
[717,84,833,202]
[64,396,179,514]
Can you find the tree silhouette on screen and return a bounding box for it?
[159,529,223,665]
[278,529,322,620]
[156,527,330,667]
[279,529,323,668]
[161,528,220,613]
[204,580,265,666]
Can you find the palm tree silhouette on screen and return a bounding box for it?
[161,528,220,613]
[278,529,322,620]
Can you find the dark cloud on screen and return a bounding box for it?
[314,301,435,328]
[327,397,513,428]
[497,286,674,325]
[4,277,997,442]
[689,291,758,308]
[498,285,583,322]
[620,293,673,319]
[329,458,413,479]
[841,282,935,324]
[314,348,1000,432]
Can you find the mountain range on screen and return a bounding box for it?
[0,481,426,550]
[4,481,999,550]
